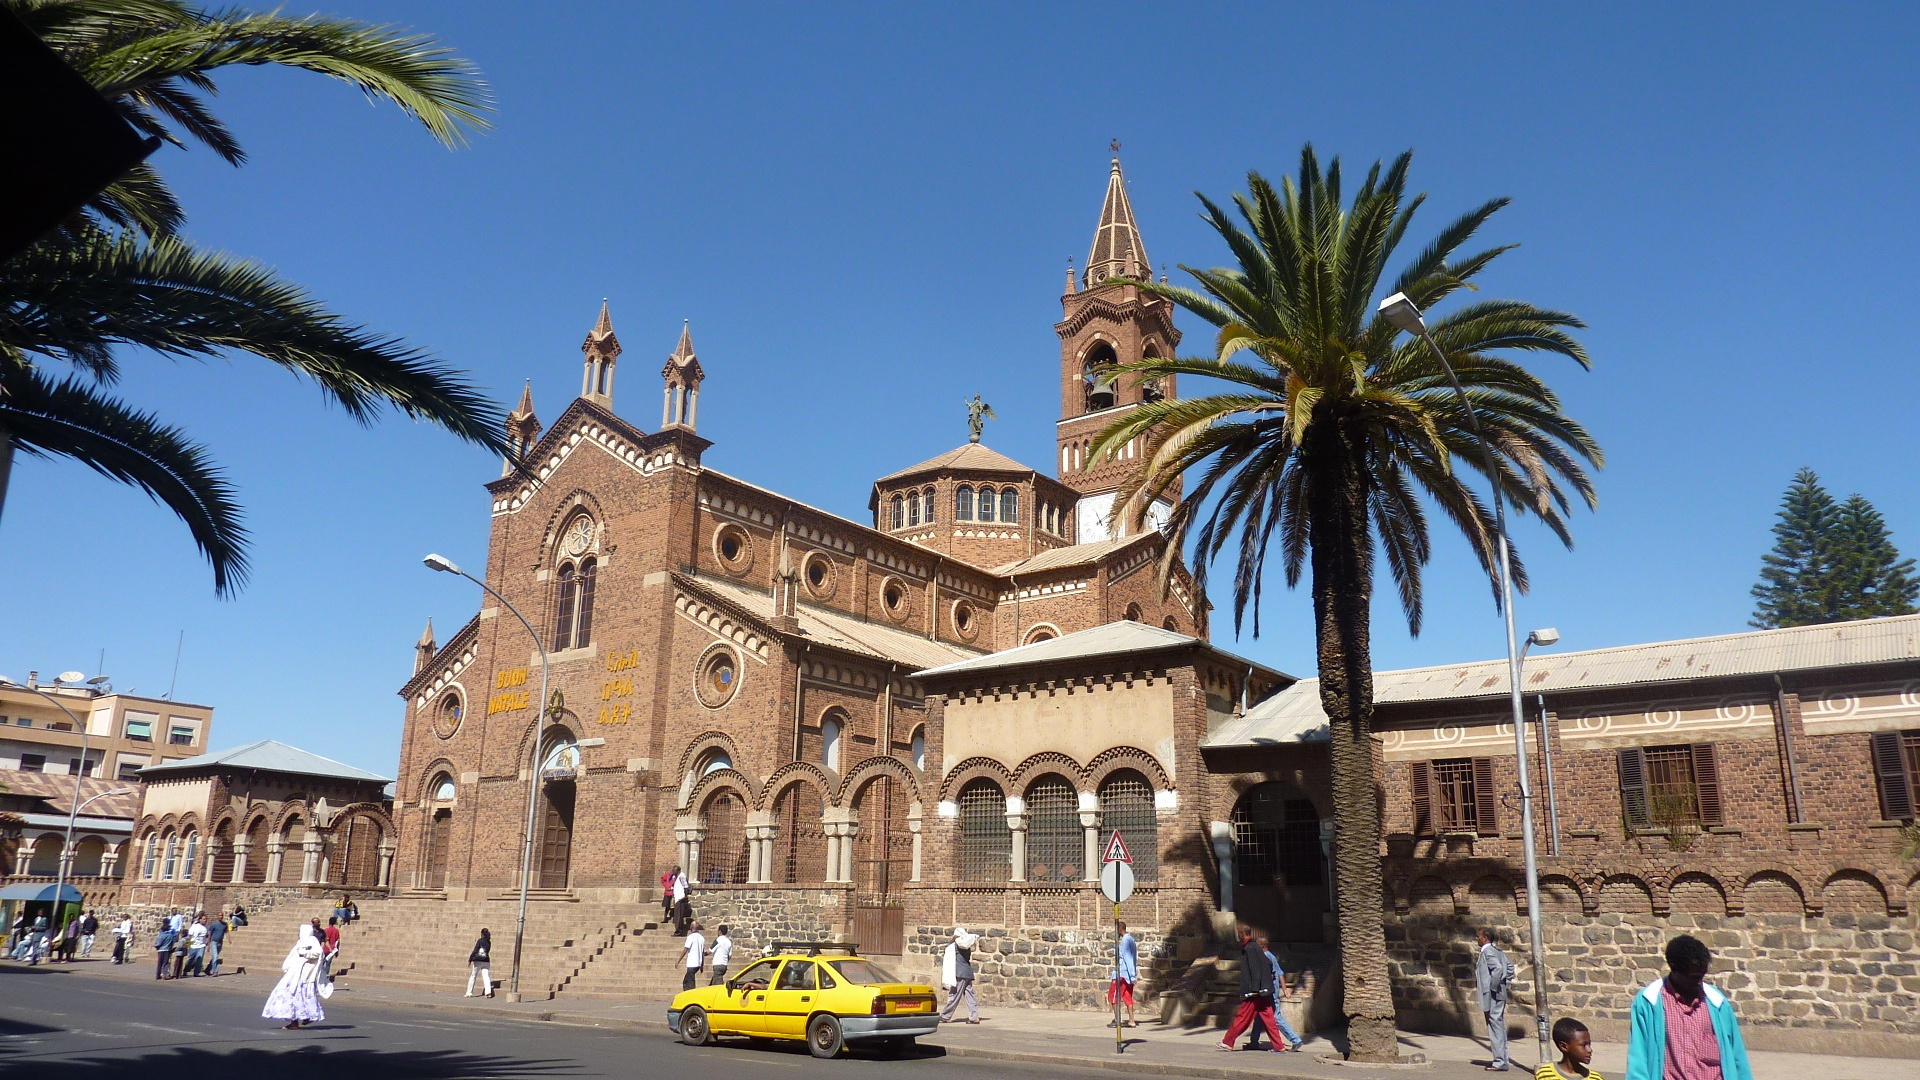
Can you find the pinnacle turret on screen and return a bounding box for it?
[581,300,621,408]
[1084,153,1149,287]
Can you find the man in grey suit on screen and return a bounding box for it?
[1474,928,1516,1071]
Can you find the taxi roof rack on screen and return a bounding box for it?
[772,940,860,956]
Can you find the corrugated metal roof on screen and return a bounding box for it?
[17,812,133,834]
[1204,614,1920,749]
[0,771,143,819]
[140,740,390,783]
[687,574,983,673]
[913,619,1285,682]
[989,534,1149,576]
[875,443,1035,483]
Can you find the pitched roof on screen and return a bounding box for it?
[683,574,982,673]
[670,320,696,364]
[990,533,1150,576]
[138,740,391,783]
[1,771,143,819]
[1204,614,1920,750]
[1085,155,1149,285]
[875,443,1035,483]
[913,618,1283,682]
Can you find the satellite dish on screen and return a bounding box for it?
[58,671,86,684]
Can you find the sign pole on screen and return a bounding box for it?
[1100,829,1134,1056]
[1114,897,1123,1055]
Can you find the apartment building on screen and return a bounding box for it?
[0,679,212,782]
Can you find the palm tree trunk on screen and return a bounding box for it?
[1307,421,1398,1061]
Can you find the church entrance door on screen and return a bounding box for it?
[1229,784,1327,943]
[426,809,451,890]
[852,775,910,955]
[539,782,574,890]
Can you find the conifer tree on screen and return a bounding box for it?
[1832,495,1920,619]
[1751,470,1918,627]
[1751,469,1840,628]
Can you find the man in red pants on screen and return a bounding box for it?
[1217,925,1285,1052]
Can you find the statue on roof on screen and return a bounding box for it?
[964,394,997,444]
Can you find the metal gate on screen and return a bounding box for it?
[852,775,910,954]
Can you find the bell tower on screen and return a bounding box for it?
[1054,149,1180,543]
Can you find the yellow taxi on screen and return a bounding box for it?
[668,943,940,1058]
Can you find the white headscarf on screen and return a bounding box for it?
[942,926,979,989]
[953,925,979,949]
[281,923,323,975]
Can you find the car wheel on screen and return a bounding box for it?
[680,1006,713,1046]
[806,1014,845,1058]
[877,1036,915,1058]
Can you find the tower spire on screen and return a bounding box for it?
[581,299,622,408]
[502,380,542,475]
[661,320,705,431]
[414,618,436,674]
[1084,148,1148,287]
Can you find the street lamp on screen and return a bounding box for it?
[1378,292,1557,1065]
[0,671,112,928]
[423,553,551,1002]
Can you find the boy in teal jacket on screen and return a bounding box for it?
[1625,935,1752,1080]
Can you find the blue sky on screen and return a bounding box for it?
[5,3,1918,776]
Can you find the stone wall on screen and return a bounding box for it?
[679,884,847,958]
[1386,906,1920,1040]
[907,922,1173,1009]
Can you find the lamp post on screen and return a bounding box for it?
[0,672,111,928]
[1378,292,1557,1064]
[423,553,550,1003]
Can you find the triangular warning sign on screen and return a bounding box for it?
[1103,830,1132,864]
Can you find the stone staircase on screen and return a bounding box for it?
[215,896,689,1001]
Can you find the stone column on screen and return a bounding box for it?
[202,838,224,884]
[907,803,923,883]
[316,835,333,885]
[744,813,775,884]
[674,815,704,882]
[839,820,858,885]
[377,839,396,888]
[13,838,35,876]
[265,837,285,883]
[300,834,322,885]
[100,843,121,880]
[230,838,251,884]
[1006,798,1028,883]
[824,826,842,883]
[57,842,76,880]
[1080,809,1101,883]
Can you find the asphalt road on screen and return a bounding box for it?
[0,963,1085,1080]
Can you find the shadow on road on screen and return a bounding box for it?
[0,1046,577,1079]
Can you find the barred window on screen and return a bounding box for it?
[774,784,828,884]
[700,790,750,884]
[1024,775,1080,882]
[1099,771,1157,881]
[958,779,1010,882]
[1432,758,1478,832]
[1231,784,1321,891]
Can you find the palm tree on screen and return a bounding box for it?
[1092,147,1600,1060]
[1,0,503,595]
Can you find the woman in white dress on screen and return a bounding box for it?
[262,923,326,1029]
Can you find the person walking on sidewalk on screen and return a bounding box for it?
[262,923,326,1030]
[1217,925,1285,1052]
[466,928,494,997]
[708,925,734,986]
[681,922,708,991]
[153,921,177,980]
[939,926,980,1024]
[1243,933,1304,1051]
[1476,928,1517,1071]
[1108,921,1138,1027]
[1625,935,1753,1080]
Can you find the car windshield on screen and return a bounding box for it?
[828,959,900,985]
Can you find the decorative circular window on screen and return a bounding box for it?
[880,577,910,623]
[561,515,595,558]
[951,600,978,641]
[696,645,741,708]
[432,690,464,740]
[713,524,753,575]
[802,552,836,599]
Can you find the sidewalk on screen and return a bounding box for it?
[38,961,1919,1080]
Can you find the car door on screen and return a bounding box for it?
[714,958,779,1035]
[758,959,818,1038]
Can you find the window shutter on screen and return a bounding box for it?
[1472,757,1500,836]
[1618,747,1650,828]
[1410,761,1433,836]
[1691,743,1723,827]
[1871,731,1916,821]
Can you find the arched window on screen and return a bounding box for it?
[700,789,750,885]
[1141,376,1165,403]
[907,491,920,527]
[27,835,62,876]
[1163,616,1179,632]
[1124,603,1143,622]
[1100,770,1158,881]
[574,559,597,646]
[553,563,578,650]
[161,832,178,880]
[910,727,927,771]
[180,830,199,881]
[1000,488,1018,525]
[822,713,844,772]
[1024,775,1081,882]
[958,779,1010,882]
[432,776,457,802]
[1084,341,1118,410]
[977,487,996,522]
[923,488,936,524]
[890,495,905,530]
[243,817,268,883]
[773,783,828,884]
[955,486,974,521]
[141,833,159,879]
[698,748,733,776]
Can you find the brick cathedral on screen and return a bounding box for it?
[385,157,1920,1041]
